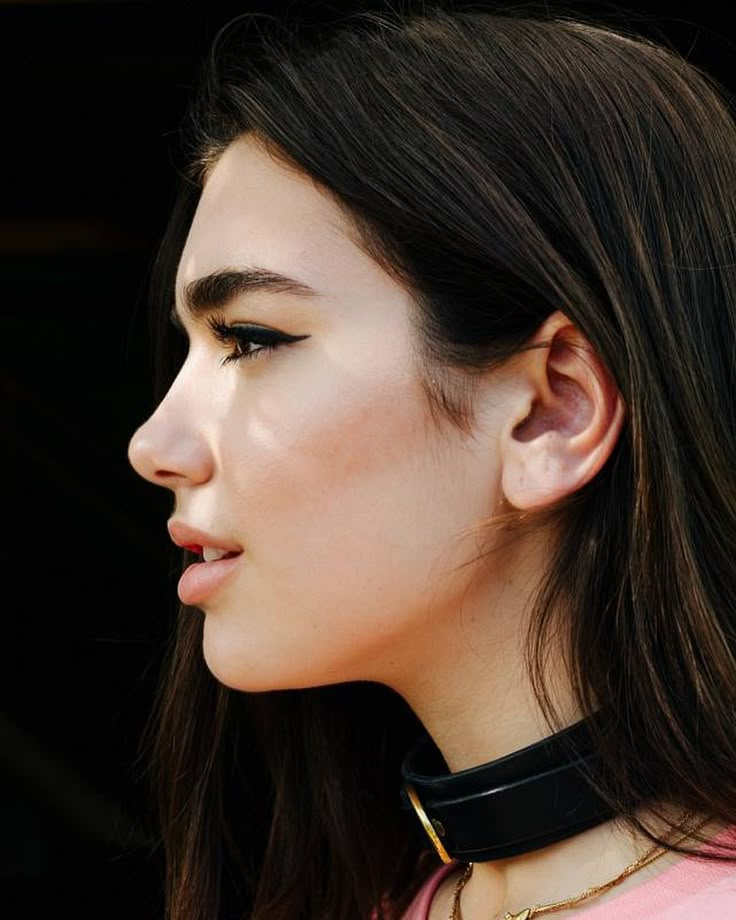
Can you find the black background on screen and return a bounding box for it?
[1,2,734,918]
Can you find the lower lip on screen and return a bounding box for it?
[177,553,243,606]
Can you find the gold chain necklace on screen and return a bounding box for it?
[447,815,709,920]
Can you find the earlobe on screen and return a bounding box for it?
[501,312,626,511]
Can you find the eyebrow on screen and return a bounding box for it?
[169,265,321,330]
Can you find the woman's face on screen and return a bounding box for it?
[127,134,507,693]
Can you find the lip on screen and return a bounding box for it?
[177,553,243,606]
[167,519,243,554]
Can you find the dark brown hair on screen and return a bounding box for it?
[133,3,736,918]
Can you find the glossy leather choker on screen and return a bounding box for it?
[399,717,614,863]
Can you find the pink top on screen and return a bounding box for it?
[398,825,736,919]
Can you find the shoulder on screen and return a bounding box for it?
[577,825,736,920]
[655,860,736,918]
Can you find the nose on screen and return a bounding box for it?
[127,404,213,490]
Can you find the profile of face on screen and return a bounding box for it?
[127,134,622,697]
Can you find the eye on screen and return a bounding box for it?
[204,314,311,367]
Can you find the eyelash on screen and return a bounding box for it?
[205,314,288,366]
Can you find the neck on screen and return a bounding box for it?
[385,520,579,774]
[382,563,717,918]
[390,603,581,777]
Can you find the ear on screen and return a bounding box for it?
[500,310,626,511]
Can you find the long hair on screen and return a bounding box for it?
[133,3,736,918]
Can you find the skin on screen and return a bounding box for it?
[127,134,714,919]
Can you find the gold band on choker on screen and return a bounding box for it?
[404,782,453,863]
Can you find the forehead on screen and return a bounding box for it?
[177,135,353,294]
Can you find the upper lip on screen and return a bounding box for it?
[167,520,243,554]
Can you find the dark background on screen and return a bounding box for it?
[1,1,733,918]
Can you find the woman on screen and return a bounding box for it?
[126,3,736,918]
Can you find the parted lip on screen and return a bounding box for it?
[167,520,243,555]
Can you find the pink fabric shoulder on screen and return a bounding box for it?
[395,824,736,920]
[563,823,736,919]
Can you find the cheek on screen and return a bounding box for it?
[209,359,493,688]
[230,364,443,569]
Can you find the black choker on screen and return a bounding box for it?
[399,717,614,863]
